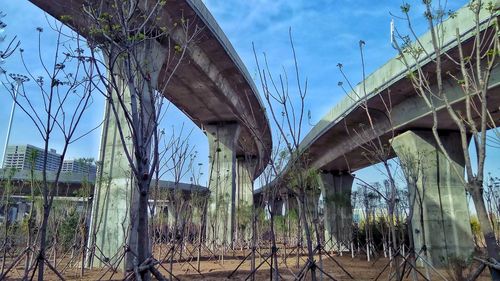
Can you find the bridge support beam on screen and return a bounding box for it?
[87,40,165,270]
[166,202,176,236]
[304,188,321,220]
[269,199,285,217]
[205,123,240,248]
[391,130,473,267]
[235,156,255,243]
[282,195,293,215]
[318,172,353,252]
[17,202,28,221]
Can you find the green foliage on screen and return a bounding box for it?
[20,216,29,235]
[237,201,252,238]
[355,214,408,247]
[486,48,498,58]
[486,1,495,13]
[274,215,286,233]
[287,207,299,224]
[59,15,72,22]
[128,32,146,42]
[405,71,417,80]
[470,216,481,237]
[59,209,80,250]
[237,201,252,227]
[88,27,104,38]
[400,3,410,13]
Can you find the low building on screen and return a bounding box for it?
[62,159,97,182]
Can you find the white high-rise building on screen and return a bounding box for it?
[3,144,61,171]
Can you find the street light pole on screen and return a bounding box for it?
[2,73,29,168]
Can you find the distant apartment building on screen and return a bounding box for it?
[62,159,97,181]
[3,144,61,171]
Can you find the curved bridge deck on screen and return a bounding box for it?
[28,0,272,176]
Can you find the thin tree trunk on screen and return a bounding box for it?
[299,191,316,281]
[470,183,500,279]
[37,205,50,281]
[296,214,301,268]
[269,208,279,280]
[24,180,35,278]
[250,203,257,281]
[137,184,150,280]
[1,209,9,274]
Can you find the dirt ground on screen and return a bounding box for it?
[3,248,493,280]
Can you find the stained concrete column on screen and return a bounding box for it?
[205,123,240,248]
[318,172,353,251]
[17,202,28,221]
[284,194,298,216]
[87,40,166,270]
[295,188,321,245]
[391,130,473,267]
[166,202,176,236]
[235,156,256,243]
[304,188,321,220]
[269,198,285,216]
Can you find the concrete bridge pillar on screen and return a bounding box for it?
[205,123,240,248]
[87,40,166,270]
[269,199,285,216]
[304,188,321,220]
[283,194,298,216]
[299,188,321,244]
[165,202,176,234]
[17,202,28,221]
[235,156,255,243]
[391,130,473,267]
[318,172,353,252]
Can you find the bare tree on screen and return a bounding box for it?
[393,1,499,278]
[1,23,95,280]
[484,174,499,240]
[159,125,197,280]
[0,10,20,65]
[337,40,402,279]
[252,28,321,281]
[80,1,201,278]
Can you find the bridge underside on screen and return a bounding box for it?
[257,7,499,268]
[28,0,272,271]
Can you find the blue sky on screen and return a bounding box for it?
[1,0,498,190]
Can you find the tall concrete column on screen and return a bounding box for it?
[391,130,473,267]
[318,172,353,251]
[17,202,28,221]
[235,156,255,243]
[88,40,166,270]
[205,123,240,247]
[284,194,298,217]
[166,202,176,235]
[304,188,321,220]
[269,199,285,216]
[295,188,321,245]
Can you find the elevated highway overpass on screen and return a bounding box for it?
[257,1,499,267]
[28,0,272,269]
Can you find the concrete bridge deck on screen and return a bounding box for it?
[28,0,272,175]
[296,3,499,173]
[256,2,499,267]
[26,0,272,268]
[256,1,499,195]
